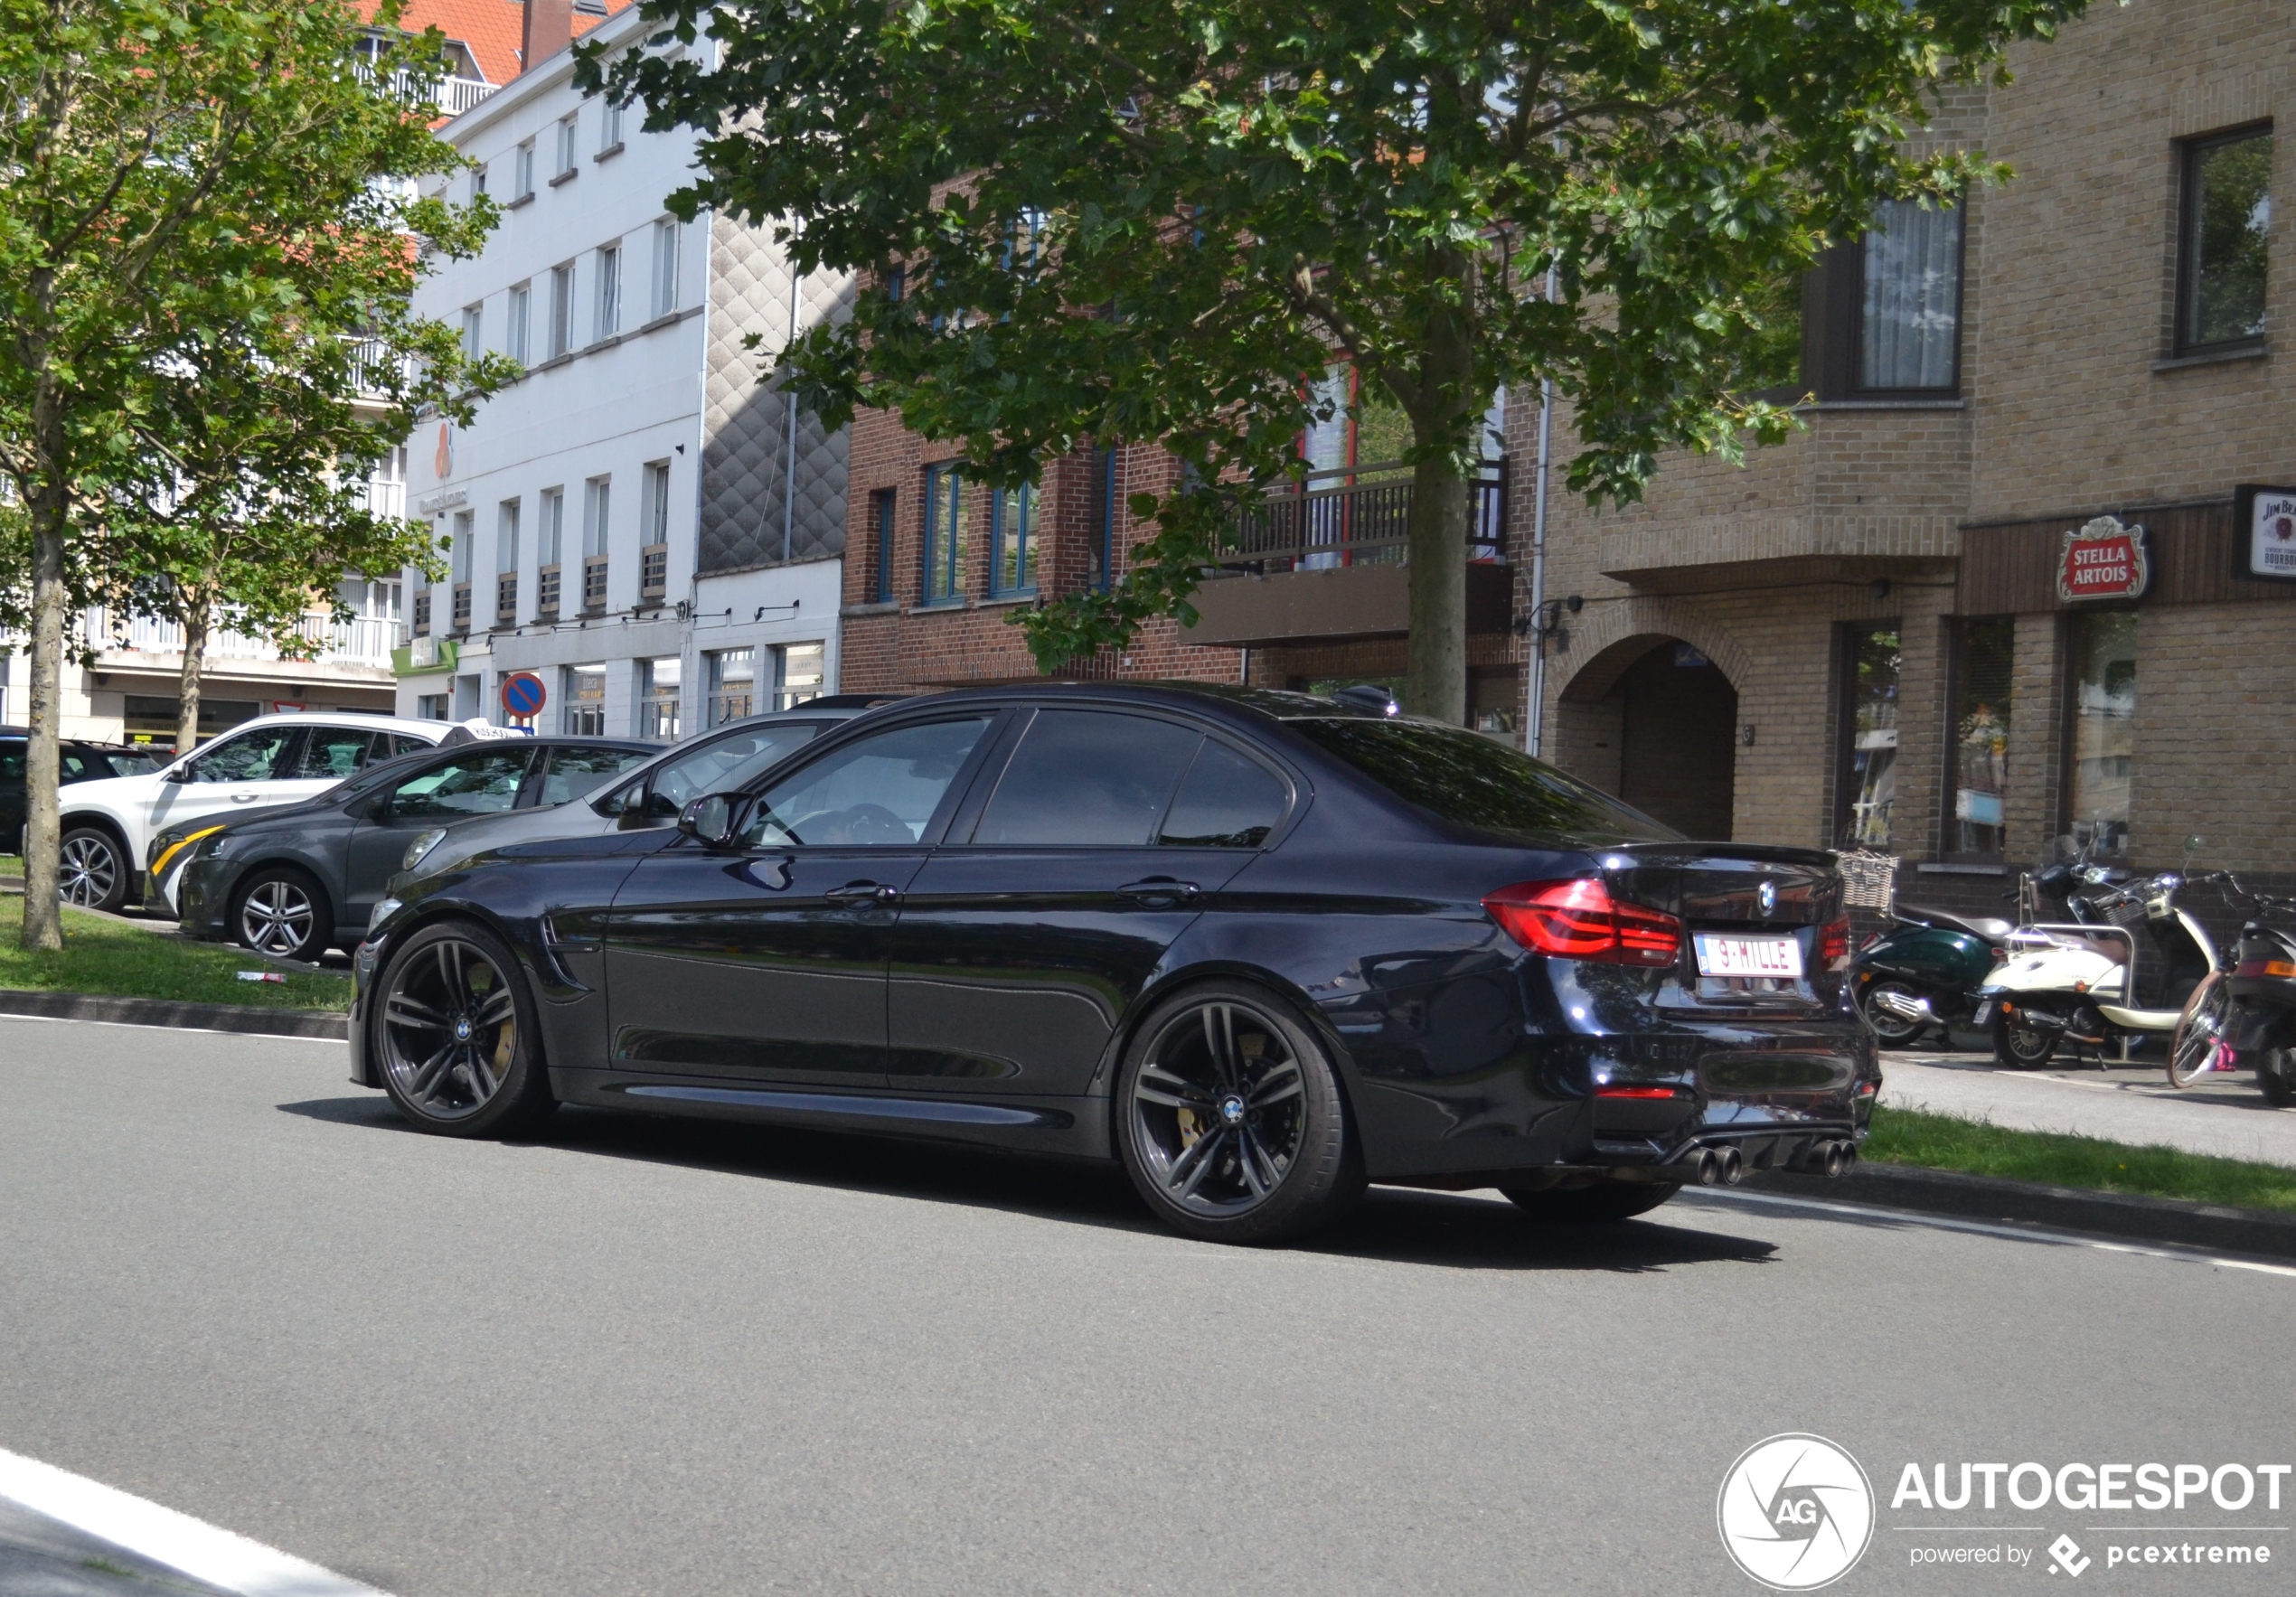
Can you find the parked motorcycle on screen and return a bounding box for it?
[2169,875,2296,1106]
[1849,834,2125,1048]
[1974,845,2217,1068]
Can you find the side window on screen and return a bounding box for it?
[388,733,434,757]
[972,710,1203,847]
[0,743,24,782]
[59,750,91,782]
[647,723,823,818]
[1160,741,1290,848]
[746,717,993,847]
[183,728,299,784]
[537,746,652,807]
[296,728,382,781]
[390,751,534,819]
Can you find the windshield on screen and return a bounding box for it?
[1289,718,1680,846]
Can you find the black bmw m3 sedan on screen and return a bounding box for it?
[350,684,1877,1243]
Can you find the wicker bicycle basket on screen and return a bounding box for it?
[1838,850,1899,912]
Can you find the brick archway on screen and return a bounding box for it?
[1556,597,1754,701]
[1548,603,1747,841]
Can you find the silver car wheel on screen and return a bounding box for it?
[238,878,317,958]
[57,834,119,908]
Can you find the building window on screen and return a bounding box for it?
[639,461,670,598]
[921,464,964,604]
[581,475,610,610]
[537,485,564,615]
[1087,446,1116,592]
[870,489,896,602]
[1946,616,2016,860]
[416,692,449,721]
[2177,125,2272,354]
[990,483,1037,597]
[460,303,483,361]
[506,281,530,364]
[773,642,824,710]
[595,244,620,341]
[564,663,607,735]
[640,656,681,739]
[513,138,535,200]
[495,498,520,625]
[449,509,474,634]
[2065,610,2138,860]
[1858,198,1962,391]
[599,96,625,153]
[651,220,680,319]
[556,112,579,177]
[549,263,575,358]
[1835,626,1901,850]
[707,647,755,726]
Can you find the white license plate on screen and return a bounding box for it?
[1695,934,1804,980]
[1972,1000,1993,1027]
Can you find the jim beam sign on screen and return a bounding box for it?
[2237,484,2296,583]
[2055,515,2150,603]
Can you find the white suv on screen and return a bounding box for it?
[52,712,448,913]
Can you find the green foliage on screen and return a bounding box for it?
[594,0,2085,672]
[1866,1105,2296,1213]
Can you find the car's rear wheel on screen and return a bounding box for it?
[58,828,127,913]
[232,869,328,963]
[1501,1181,1682,1224]
[373,921,554,1138]
[1115,981,1362,1245]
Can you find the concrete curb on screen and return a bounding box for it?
[0,988,348,1040]
[1741,1160,2296,1263]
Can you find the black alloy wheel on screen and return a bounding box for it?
[1501,1180,1682,1224]
[1115,981,1361,1244]
[1858,978,1929,1047]
[58,828,127,913]
[374,921,554,1137]
[1992,1012,2057,1068]
[233,869,328,963]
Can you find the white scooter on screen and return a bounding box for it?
[1973,858,2220,1068]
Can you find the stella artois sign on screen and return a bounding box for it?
[2055,515,2149,603]
[2237,484,2296,583]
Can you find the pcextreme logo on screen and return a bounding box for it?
[1718,1433,1877,1591]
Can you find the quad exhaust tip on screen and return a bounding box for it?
[1681,1146,1747,1187]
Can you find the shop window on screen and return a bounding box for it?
[2177,125,2272,354]
[707,647,756,727]
[563,663,607,736]
[640,656,681,740]
[2065,611,2138,860]
[773,642,824,710]
[1468,669,1519,746]
[1946,616,2016,860]
[1836,627,1901,850]
[921,465,964,604]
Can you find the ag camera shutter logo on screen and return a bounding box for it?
[1718,1433,1876,1590]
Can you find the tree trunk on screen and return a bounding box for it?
[1403,463,1469,723]
[22,486,68,951]
[175,600,210,758]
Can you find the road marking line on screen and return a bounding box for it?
[0,1447,390,1597]
[0,1013,343,1043]
[1680,1188,2296,1281]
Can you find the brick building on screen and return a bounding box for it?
[1529,0,2296,900]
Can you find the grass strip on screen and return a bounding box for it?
[0,896,349,1011]
[1863,1104,2296,1213]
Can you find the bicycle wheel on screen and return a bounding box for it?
[2167,972,2231,1088]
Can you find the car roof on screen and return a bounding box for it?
[876,681,1396,728]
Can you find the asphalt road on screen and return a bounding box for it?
[2,1015,2291,1596]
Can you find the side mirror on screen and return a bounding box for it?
[677,792,748,849]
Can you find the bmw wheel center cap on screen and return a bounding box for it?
[454,1018,473,1042]
[1219,1094,1246,1124]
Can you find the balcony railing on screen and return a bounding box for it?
[80,608,405,668]
[344,335,418,400]
[640,543,668,601]
[1218,458,1508,575]
[355,62,497,118]
[537,564,561,619]
[582,555,608,612]
[356,475,407,518]
[496,572,517,627]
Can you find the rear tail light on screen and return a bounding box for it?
[1595,1085,1682,1100]
[1482,878,1682,968]
[2236,959,2296,980]
[1818,915,1852,971]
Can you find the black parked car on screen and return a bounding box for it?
[351,684,1877,1244]
[0,728,164,855]
[171,736,654,961]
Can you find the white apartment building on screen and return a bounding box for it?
[396,3,852,739]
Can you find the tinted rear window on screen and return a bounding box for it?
[974,710,1203,847]
[1289,719,1679,845]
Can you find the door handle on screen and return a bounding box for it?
[1119,878,1201,905]
[824,881,899,905]
[230,793,261,803]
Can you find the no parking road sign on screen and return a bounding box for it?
[500,672,547,721]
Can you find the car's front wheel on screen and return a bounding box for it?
[1115,981,1362,1245]
[373,921,555,1138]
[58,828,127,913]
[232,869,329,963]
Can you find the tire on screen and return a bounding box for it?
[1858,979,1928,1047]
[372,920,555,1138]
[1114,980,1363,1245]
[1501,1181,1682,1224]
[231,868,330,963]
[2262,1050,2296,1109]
[57,827,128,913]
[1992,1012,2056,1068]
[2167,972,2232,1089]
